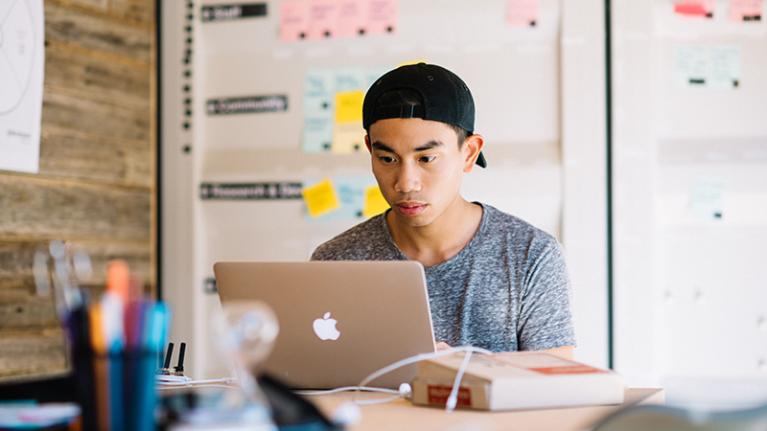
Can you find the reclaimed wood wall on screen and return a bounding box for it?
[0,0,156,381]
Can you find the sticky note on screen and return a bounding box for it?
[334,69,366,92]
[398,58,428,67]
[336,0,365,38]
[308,0,339,40]
[280,0,309,41]
[303,117,334,152]
[363,185,389,218]
[673,0,714,18]
[332,123,365,153]
[334,90,364,123]
[363,0,398,35]
[729,0,764,22]
[506,0,539,27]
[305,176,375,221]
[303,71,334,152]
[689,178,725,221]
[710,46,741,88]
[674,45,709,87]
[302,179,340,217]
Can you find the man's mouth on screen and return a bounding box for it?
[395,201,428,217]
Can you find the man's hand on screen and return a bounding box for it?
[541,346,574,359]
[435,341,451,351]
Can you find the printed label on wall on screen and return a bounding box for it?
[206,95,288,115]
[200,182,303,200]
[201,3,268,22]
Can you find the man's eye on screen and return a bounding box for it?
[378,156,396,164]
[419,155,436,163]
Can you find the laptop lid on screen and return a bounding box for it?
[213,261,436,389]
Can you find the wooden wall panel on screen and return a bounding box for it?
[0,330,68,380]
[39,126,152,187]
[51,0,154,25]
[42,89,150,143]
[0,177,150,241]
[0,240,152,293]
[0,0,155,381]
[44,40,149,108]
[45,2,152,61]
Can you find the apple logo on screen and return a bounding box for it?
[313,312,340,341]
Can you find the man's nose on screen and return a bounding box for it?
[394,162,421,194]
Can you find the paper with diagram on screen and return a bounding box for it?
[0,0,44,173]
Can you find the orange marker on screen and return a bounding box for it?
[89,303,110,430]
[106,260,130,304]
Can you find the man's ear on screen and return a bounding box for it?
[462,134,485,173]
[365,134,372,153]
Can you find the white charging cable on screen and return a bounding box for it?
[354,346,493,410]
[157,346,492,412]
[156,377,239,390]
[296,386,400,396]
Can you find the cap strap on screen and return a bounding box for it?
[374,104,425,120]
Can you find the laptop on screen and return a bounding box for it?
[213,261,436,389]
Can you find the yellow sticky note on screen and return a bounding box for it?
[363,185,389,218]
[334,90,364,124]
[332,123,365,154]
[302,179,340,218]
[397,58,428,67]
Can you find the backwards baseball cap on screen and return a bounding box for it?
[362,63,486,168]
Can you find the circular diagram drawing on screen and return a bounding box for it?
[0,0,36,114]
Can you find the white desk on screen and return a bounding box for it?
[308,388,665,431]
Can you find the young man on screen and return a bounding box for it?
[311,63,575,358]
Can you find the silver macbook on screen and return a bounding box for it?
[213,261,436,389]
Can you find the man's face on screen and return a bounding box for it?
[366,118,473,228]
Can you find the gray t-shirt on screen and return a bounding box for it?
[310,203,575,352]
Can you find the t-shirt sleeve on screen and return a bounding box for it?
[310,243,335,261]
[516,238,576,351]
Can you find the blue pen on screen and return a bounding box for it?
[102,293,125,431]
[135,302,170,431]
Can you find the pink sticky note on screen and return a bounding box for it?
[673,0,715,18]
[336,0,365,38]
[280,0,310,42]
[729,0,764,21]
[363,0,398,35]
[308,0,339,40]
[506,0,539,27]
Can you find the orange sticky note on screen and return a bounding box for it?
[302,179,341,218]
[363,185,389,218]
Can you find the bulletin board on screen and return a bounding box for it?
[162,0,610,379]
[611,0,767,387]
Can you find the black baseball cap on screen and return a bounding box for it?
[362,63,486,168]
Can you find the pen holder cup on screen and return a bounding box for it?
[72,348,161,431]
